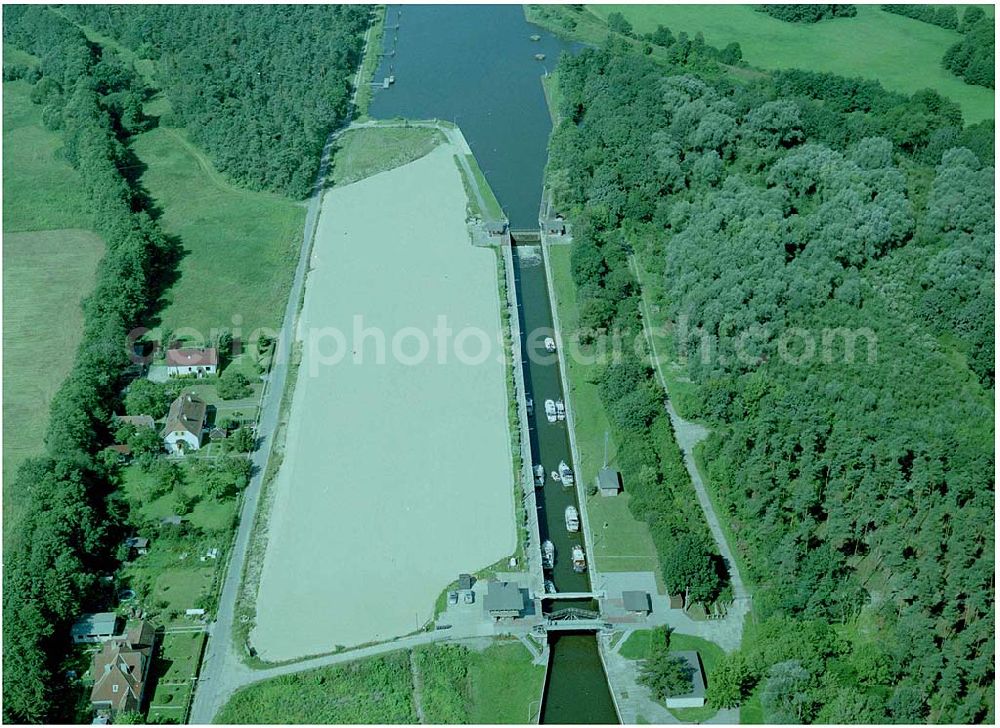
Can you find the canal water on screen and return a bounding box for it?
[369,5,618,723]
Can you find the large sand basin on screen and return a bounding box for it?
[252,143,514,661]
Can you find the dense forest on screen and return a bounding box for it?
[62,5,371,197]
[1,5,369,722]
[755,5,857,23]
[547,28,993,723]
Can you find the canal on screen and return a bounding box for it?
[369,5,618,724]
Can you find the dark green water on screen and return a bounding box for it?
[370,7,617,723]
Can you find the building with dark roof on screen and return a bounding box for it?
[622,590,651,615]
[484,581,525,619]
[162,391,207,454]
[597,467,621,497]
[90,621,156,719]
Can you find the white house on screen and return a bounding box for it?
[162,391,207,454]
[165,347,218,377]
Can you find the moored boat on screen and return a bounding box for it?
[565,505,580,532]
[572,545,586,573]
[544,399,557,423]
[534,464,545,487]
[544,579,556,594]
[559,460,574,486]
[544,336,556,352]
[542,540,555,570]
[555,399,566,420]
[526,396,534,416]
[551,470,561,483]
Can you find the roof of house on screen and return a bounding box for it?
[123,537,149,549]
[622,590,651,613]
[484,581,524,612]
[670,651,706,700]
[165,347,218,368]
[71,612,119,638]
[458,573,474,590]
[161,515,183,525]
[598,467,620,491]
[109,444,132,456]
[115,415,156,429]
[89,622,155,712]
[162,391,207,438]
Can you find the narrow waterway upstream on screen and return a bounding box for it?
[370,6,617,723]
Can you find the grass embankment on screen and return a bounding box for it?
[216,651,416,723]
[1,80,105,512]
[454,151,505,222]
[131,121,305,337]
[353,6,386,120]
[547,246,662,577]
[619,629,724,723]
[328,125,443,187]
[586,4,993,123]
[216,641,542,723]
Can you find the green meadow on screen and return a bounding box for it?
[589,4,994,123]
[131,117,305,338]
[2,80,105,515]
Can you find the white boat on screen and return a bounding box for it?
[555,399,566,421]
[542,540,555,570]
[544,399,558,423]
[550,470,561,483]
[544,579,556,594]
[534,464,545,487]
[559,460,574,487]
[526,396,534,416]
[565,505,580,532]
[544,336,556,352]
[572,545,587,573]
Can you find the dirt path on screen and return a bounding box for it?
[409,650,426,724]
[630,257,750,608]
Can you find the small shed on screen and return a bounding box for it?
[209,427,229,441]
[622,590,651,615]
[597,467,621,497]
[123,536,150,556]
[668,593,684,610]
[458,573,474,591]
[484,581,524,619]
[664,651,706,709]
[161,515,183,526]
[71,612,120,644]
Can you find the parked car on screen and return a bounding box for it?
[448,591,459,606]
[463,591,475,605]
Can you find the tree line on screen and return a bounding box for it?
[755,5,857,23]
[62,5,372,198]
[2,6,181,721]
[547,33,992,722]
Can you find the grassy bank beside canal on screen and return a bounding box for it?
[547,246,662,578]
[352,6,386,121]
[328,126,444,188]
[215,641,542,723]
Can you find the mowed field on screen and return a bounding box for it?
[590,4,995,123]
[2,80,105,516]
[131,121,306,337]
[252,141,514,661]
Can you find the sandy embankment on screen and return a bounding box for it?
[252,142,514,661]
